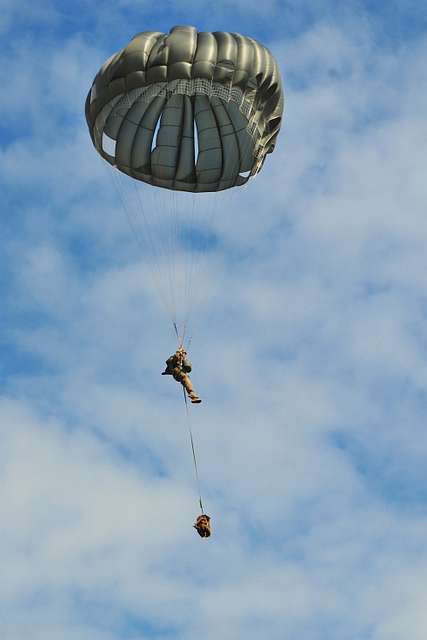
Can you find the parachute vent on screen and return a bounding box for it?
[102,132,116,157]
[151,115,162,151]
[193,118,200,164]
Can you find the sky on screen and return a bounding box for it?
[1,1,427,638]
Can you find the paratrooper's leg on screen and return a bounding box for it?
[182,373,201,404]
[173,369,201,404]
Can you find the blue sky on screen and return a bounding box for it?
[1,1,427,639]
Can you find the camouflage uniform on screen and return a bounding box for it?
[162,349,201,403]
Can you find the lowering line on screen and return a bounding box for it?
[182,386,205,515]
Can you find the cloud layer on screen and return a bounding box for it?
[1,2,427,639]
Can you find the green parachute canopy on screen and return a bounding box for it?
[86,25,284,193]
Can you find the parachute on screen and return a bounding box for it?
[86,25,284,193]
[85,26,284,337]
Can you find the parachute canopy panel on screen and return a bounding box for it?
[86,25,284,192]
